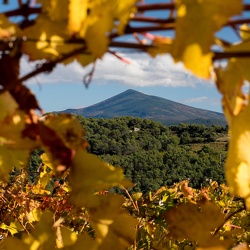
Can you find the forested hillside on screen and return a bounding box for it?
[73,116,228,192]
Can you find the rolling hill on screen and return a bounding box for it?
[62,89,226,126]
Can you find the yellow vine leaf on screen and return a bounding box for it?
[0,220,24,235]
[225,102,250,209]
[42,114,86,149]
[172,0,242,78]
[68,0,88,33]
[2,237,29,250]
[164,201,230,248]
[22,15,82,61]
[239,24,250,41]
[38,114,88,173]
[114,0,138,35]
[89,194,137,250]
[0,91,18,121]
[69,148,132,207]
[197,247,228,250]
[232,243,250,250]
[224,38,250,82]
[37,0,68,22]
[26,208,42,224]
[215,61,246,125]
[0,93,37,181]
[147,36,173,57]
[75,53,96,67]
[69,0,137,58]
[23,211,56,249]
[0,146,29,181]
[41,152,53,170]
[215,28,250,208]
[0,110,37,150]
[31,168,51,195]
[62,234,98,250]
[83,1,114,58]
[3,211,55,249]
[0,14,20,39]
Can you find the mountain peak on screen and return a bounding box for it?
[61,89,226,126]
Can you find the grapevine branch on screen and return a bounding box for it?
[0,2,250,85]
[0,45,87,93]
[121,186,139,213]
[2,3,250,16]
[213,206,245,236]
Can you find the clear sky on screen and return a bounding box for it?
[2,0,249,114]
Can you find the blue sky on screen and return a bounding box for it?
[21,53,222,112]
[2,0,249,114]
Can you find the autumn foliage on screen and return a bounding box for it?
[0,0,250,249]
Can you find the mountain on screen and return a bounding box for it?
[62,89,226,126]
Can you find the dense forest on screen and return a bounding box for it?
[29,116,228,193]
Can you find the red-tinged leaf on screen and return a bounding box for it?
[38,121,74,172]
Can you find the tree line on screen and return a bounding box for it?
[28,116,228,193]
[74,117,228,192]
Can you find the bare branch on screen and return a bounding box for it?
[213,51,250,60]
[0,45,87,93]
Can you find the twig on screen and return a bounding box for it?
[0,45,87,93]
[108,50,131,64]
[83,61,96,88]
[110,23,175,39]
[121,186,139,212]
[213,51,250,60]
[3,6,41,17]
[131,16,174,24]
[213,206,245,236]
[110,41,152,50]
[137,3,175,12]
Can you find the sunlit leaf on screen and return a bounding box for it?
[197,247,227,250]
[42,113,86,150]
[79,0,113,58]
[89,194,137,250]
[0,91,18,121]
[31,168,51,195]
[0,220,24,235]
[75,53,96,67]
[2,237,29,250]
[26,208,42,223]
[22,15,82,61]
[114,0,138,34]
[38,115,86,173]
[68,0,88,33]
[225,102,250,209]
[0,109,37,149]
[164,201,229,248]
[37,0,68,21]
[215,62,246,125]
[0,14,20,38]
[239,24,250,41]
[0,146,29,181]
[69,148,132,207]
[41,153,53,170]
[62,234,98,250]
[147,36,172,57]
[23,211,56,249]
[173,0,242,78]
[232,243,250,250]
[224,38,250,83]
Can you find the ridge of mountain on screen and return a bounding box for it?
[62,89,226,126]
